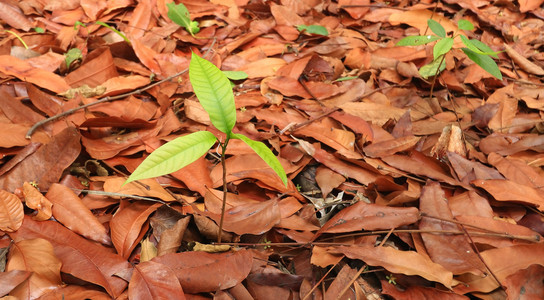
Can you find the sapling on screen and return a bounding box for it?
[125,53,288,242]
[397,18,502,80]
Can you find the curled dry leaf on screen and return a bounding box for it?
[110,201,161,258]
[22,182,52,221]
[503,43,544,75]
[0,189,24,232]
[0,270,31,296]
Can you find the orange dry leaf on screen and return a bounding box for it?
[22,182,52,221]
[0,55,70,93]
[129,260,185,299]
[0,189,24,232]
[6,238,62,299]
[45,183,112,245]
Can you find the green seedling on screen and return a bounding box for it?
[96,21,131,44]
[65,48,82,69]
[167,2,199,37]
[125,53,287,242]
[297,24,329,36]
[34,27,45,33]
[397,19,502,80]
[5,30,28,49]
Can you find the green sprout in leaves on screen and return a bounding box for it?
[65,48,82,69]
[125,53,287,242]
[96,21,130,44]
[167,2,200,36]
[297,24,329,36]
[397,19,502,80]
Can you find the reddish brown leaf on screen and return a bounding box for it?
[0,127,81,193]
[329,245,454,288]
[0,270,31,296]
[419,181,486,275]
[23,182,52,221]
[9,216,131,298]
[129,260,186,300]
[110,201,161,258]
[487,152,544,191]
[364,135,420,158]
[472,179,544,210]
[0,189,23,232]
[65,47,119,88]
[323,264,358,300]
[152,249,253,293]
[315,166,346,197]
[210,199,281,235]
[0,56,70,93]
[6,238,62,299]
[504,265,544,299]
[37,285,112,300]
[381,280,469,299]
[45,183,111,245]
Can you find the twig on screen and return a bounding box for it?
[335,265,367,300]
[26,40,217,139]
[25,69,188,139]
[74,189,168,204]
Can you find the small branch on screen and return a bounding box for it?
[74,189,168,204]
[218,137,230,243]
[25,68,189,139]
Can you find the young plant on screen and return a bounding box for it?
[397,19,502,80]
[167,2,200,37]
[125,53,288,242]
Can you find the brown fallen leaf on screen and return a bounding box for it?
[45,183,111,245]
[0,55,70,93]
[152,249,253,294]
[129,260,186,300]
[22,182,52,221]
[6,238,62,299]
[0,189,24,232]
[9,216,131,298]
[503,43,544,75]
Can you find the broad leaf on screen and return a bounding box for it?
[125,131,217,184]
[396,35,441,46]
[190,53,236,133]
[433,37,453,60]
[296,24,329,36]
[419,57,446,79]
[427,19,446,38]
[457,19,474,31]
[462,48,502,80]
[167,2,199,36]
[460,36,500,58]
[231,133,288,186]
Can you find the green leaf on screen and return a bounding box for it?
[433,37,453,60]
[231,133,288,187]
[167,2,200,36]
[396,35,441,46]
[34,27,45,33]
[334,76,358,82]
[222,71,248,81]
[65,48,82,68]
[190,53,236,133]
[95,21,130,44]
[461,48,502,80]
[459,36,500,59]
[428,19,446,38]
[124,131,217,184]
[457,19,474,31]
[419,57,446,79]
[296,24,329,36]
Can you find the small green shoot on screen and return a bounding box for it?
[5,30,28,49]
[222,71,248,81]
[386,274,397,285]
[397,19,502,80]
[125,53,288,242]
[96,21,130,44]
[167,2,200,36]
[34,27,45,33]
[297,25,329,36]
[334,76,358,82]
[65,48,82,69]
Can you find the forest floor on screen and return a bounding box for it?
[1,0,544,299]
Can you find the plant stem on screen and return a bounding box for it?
[217,137,230,243]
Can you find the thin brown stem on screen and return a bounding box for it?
[217,138,230,243]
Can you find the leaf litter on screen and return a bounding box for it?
[0,0,544,299]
